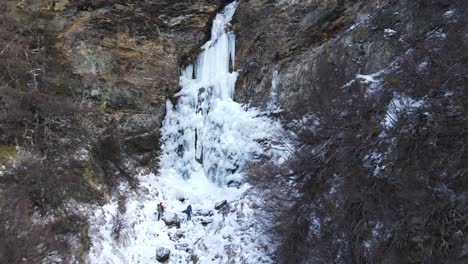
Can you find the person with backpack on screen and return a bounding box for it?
[157,202,165,221]
[184,204,192,221]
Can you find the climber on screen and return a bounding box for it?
[184,204,192,221]
[157,202,165,221]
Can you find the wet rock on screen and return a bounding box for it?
[215,200,228,210]
[155,247,170,262]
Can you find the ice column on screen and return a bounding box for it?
[160,1,249,186]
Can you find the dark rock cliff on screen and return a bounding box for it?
[234,0,468,263]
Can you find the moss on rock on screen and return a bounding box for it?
[54,0,69,12]
[0,145,17,165]
[83,167,104,192]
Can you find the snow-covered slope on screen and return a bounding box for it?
[87,1,277,263]
[87,172,273,263]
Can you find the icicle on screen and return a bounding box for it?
[267,70,279,111]
[229,32,236,69]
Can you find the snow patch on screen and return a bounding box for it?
[73,147,89,161]
[444,91,454,97]
[444,9,456,18]
[364,151,383,176]
[348,14,370,31]
[343,52,412,95]
[384,28,398,37]
[382,93,425,129]
[417,59,429,73]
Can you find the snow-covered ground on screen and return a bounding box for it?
[87,172,273,263]
[87,1,278,263]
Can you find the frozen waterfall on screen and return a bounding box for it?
[87,2,278,263]
[160,0,269,186]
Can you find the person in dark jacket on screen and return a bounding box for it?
[185,205,192,221]
[157,202,165,221]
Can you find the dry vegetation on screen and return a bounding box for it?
[249,4,468,263]
[0,2,136,262]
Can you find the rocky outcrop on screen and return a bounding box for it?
[1,0,226,165]
[234,0,367,108]
[215,200,228,210]
[234,0,465,112]
[0,0,225,263]
[55,0,225,114]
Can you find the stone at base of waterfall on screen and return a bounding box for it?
[162,212,180,228]
[225,244,240,258]
[169,230,185,241]
[195,209,213,217]
[201,218,213,226]
[215,200,228,210]
[156,247,170,262]
[175,243,192,253]
[227,180,242,189]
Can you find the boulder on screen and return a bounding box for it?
[227,180,242,189]
[175,243,192,253]
[155,247,170,262]
[214,200,228,210]
[201,218,213,226]
[194,209,213,217]
[162,213,181,228]
[169,230,185,241]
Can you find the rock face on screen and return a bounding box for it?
[233,0,387,109]
[0,0,224,263]
[233,0,468,263]
[56,0,225,114]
